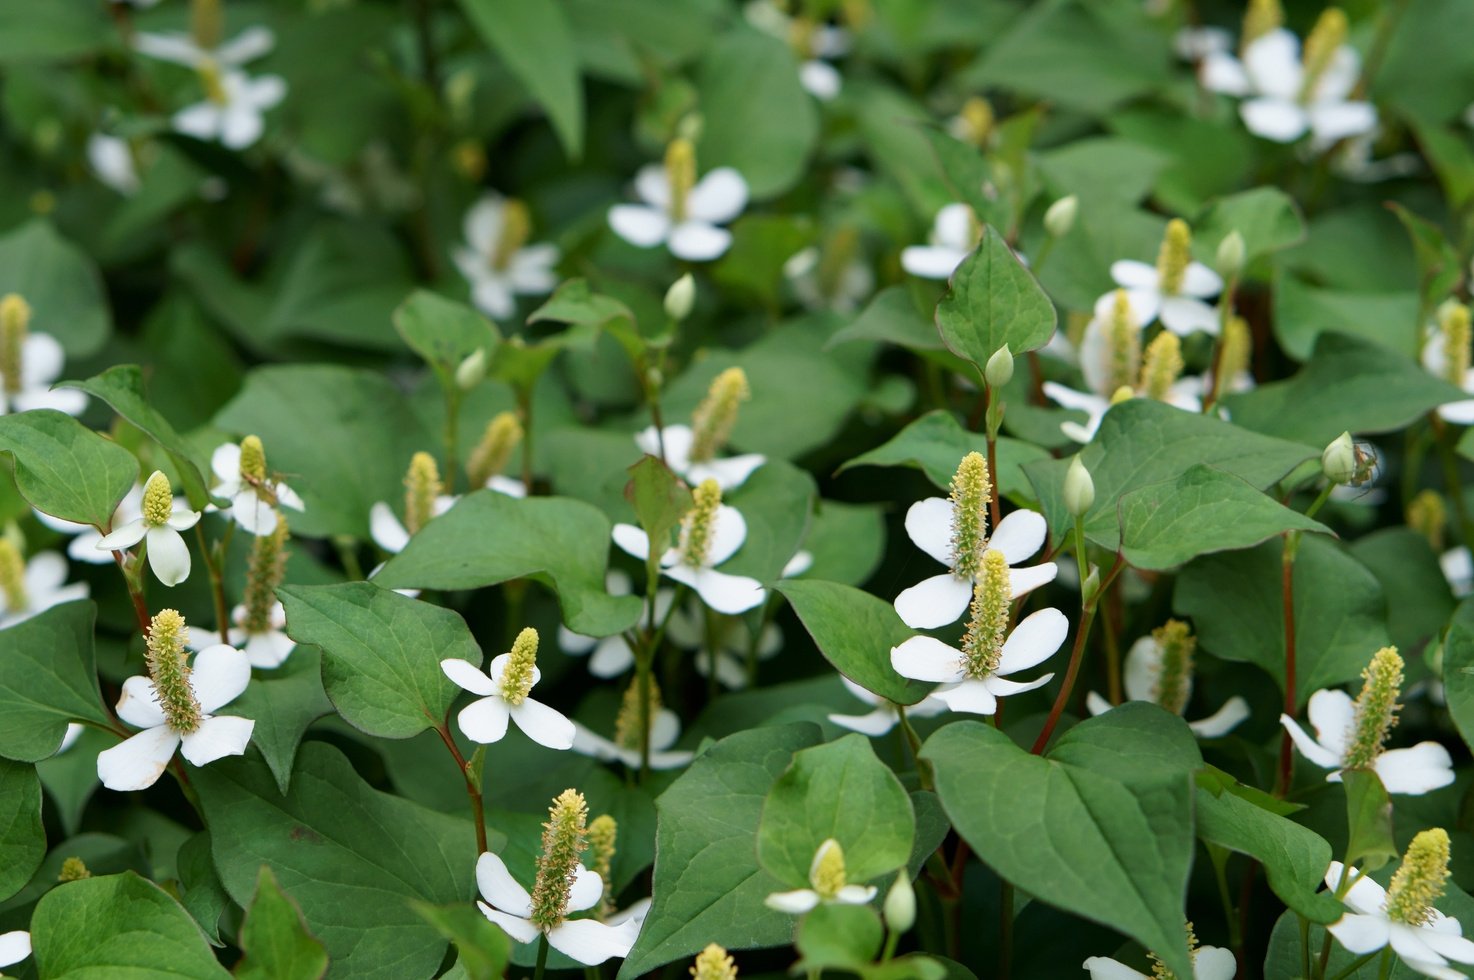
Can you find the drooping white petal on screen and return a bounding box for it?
[1085,692,1113,717]
[608,205,671,248]
[765,889,822,914]
[1306,688,1355,761]
[649,708,683,752]
[1420,926,1474,964]
[933,204,975,252]
[243,630,296,670]
[116,675,168,729]
[611,523,652,561]
[836,884,877,905]
[212,442,242,482]
[546,917,640,965]
[173,102,222,141]
[1279,714,1342,770]
[931,679,999,715]
[1093,288,1159,332]
[781,550,813,578]
[472,278,515,320]
[441,658,496,696]
[1122,636,1162,704]
[894,573,973,629]
[1373,741,1456,795]
[0,930,29,968]
[1158,296,1222,337]
[686,454,766,491]
[219,101,265,150]
[1042,380,1109,418]
[1180,262,1224,298]
[216,26,275,66]
[231,489,279,536]
[568,864,605,913]
[587,636,636,677]
[1314,46,1361,104]
[1200,52,1251,95]
[179,715,255,766]
[1109,260,1160,291]
[369,502,411,553]
[458,697,511,744]
[20,332,66,387]
[96,519,148,552]
[478,904,540,944]
[96,725,181,791]
[983,672,1054,698]
[507,245,561,293]
[509,698,576,750]
[669,222,733,262]
[632,165,671,210]
[1192,946,1239,980]
[1188,697,1251,738]
[166,508,202,532]
[667,566,766,615]
[890,636,965,684]
[145,525,191,586]
[828,708,898,736]
[904,497,954,567]
[1437,400,1474,426]
[686,168,748,225]
[1326,861,1388,916]
[477,852,534,917]
[1082,956,1149,980]
[1387,919,1443,965]
[192,644,252,713]
[900,245,966,280]
[996,608,1069,676]
[275,482,305,512]
[134,31,207,66]
[1240,98,1309,143]
[487,475,528,497]
[988,510,1047,565]
[1307,101,1378,144]
[1243,30,1304,100]
[695,650,749,690]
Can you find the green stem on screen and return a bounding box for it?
[1031,550,1124,754]
[896,706,933,791]
[533,934,550,980]
[1434,415,1474,549]
[518,388,535,493]
[1376,947,1393,980]
[1326,952,1380,980]
[443,386,461,496]
[194,523,231,639]
[1209,848,1242,953]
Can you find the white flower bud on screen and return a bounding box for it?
[1044,195,1078,238]
[1216,230,1245,279]
[1064,455,1095,517]
[665,273,696,321]
[883,872,915,933]
[984,345,1014,387]
[455,348,487,390]
[1322,431,1356,485]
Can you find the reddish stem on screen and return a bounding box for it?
[1275,538,1297,797]
[436,723,488,855]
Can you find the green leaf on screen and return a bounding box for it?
[837,410,1049,503]
[0,758,43,903]
[1434,597,1474,756]
[719,459,816,585]
[922,707,1199,980]
[0,601,111,762]
[456,0,584,158]
[1118,465,1331,571]
[179,831,230,944]
[1173,536,1389,706]
[757,734,914,888]
[1341,769,1398,874]
[625,455,692,564]
[194,743,477,980]
[1349,529,1455,657]
[1192,187,1305,266]
[410,902,511,980]
[57,364,214,510]
[1388,203,1462,312]
[0,2,110,63]
[0,219,111,356]
[235,867,330,980]
[393,291,500,389]
[0,409,137,528]
[776,579,932,706]
[795,904,884,972]
[374,491,642,637]
[229,647,334,794]
[278,583,465,740]
[619,723,824,979]
[827,288,956,357]
[935,225,1057,369]
[30,872,230,978]
[1271,278,1421,361]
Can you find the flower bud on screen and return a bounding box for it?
[984,345,1014,388]
[1081,565,1100,605]
[467,412,523,488]
[1216,230,1245,280]
[1064,456,1095,517]
[1154,219,1192,297]
[1043,195,1078,239]
[403,452,442,536]
[455,348,487,390]
[1321,431,1356,485]
[665,273,696,322]
[58,857,91,882]
[883,872,916,933]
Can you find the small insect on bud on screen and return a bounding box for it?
[1043,195,1078,239]
[665,273,696,322]
[1321,431,1356,485]
[455,348,487,390]
[883,872,916,933]
[1064,456,1095,517]
[984,345,1014,388]
[1216,230,1246,280]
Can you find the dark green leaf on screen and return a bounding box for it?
[236,866,331,980]
[625,455,692,564]
[0,601,111,762]
[776,579,932,706]
[0,758,43,903]
[1341,769,1398,873]
[0,220,111,356]
[837,410,1049,502]
[229,647,334,794]
[795,904,884,971]
[936,225,1057,368]
[0,410,137,528]
[393,291,500,389]
[411,901,510,980]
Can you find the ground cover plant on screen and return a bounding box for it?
[2,0,1474,978]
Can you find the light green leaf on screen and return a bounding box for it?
[30,872,230,978]
[1435,597,1474,756]
[456,0,583,157]
[373,491,642,637]
[179,831,230,945]
[837,410,1049,503]
[410,902,511,980]
[0,758,43,903]
[393,291,500,389]
[235,866,331,980]
[757,735,914,889]
[0,601,112,762]
[229,647,335,794]
[278,583,466,740]
[194,743,477,980]
[795,904,884,972]
[625,455,692,566]
[0,219,111,356]
[776,579,932,706]
[1271,278,1421,361]
[0,410,137,528]
[1192,187,1305,266]
[719,459,816,585]
[936,225,1057,368]
[1341,768,1397,874]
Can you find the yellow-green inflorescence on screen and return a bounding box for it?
[691,944,739,980]
[1104,289,1143,395]
[147,609,201,735]
[0,539,27,611]
[1241,0,1283,49]
[493,199,531,271]
[810,839,849,900]
[681,479,723,568]
[956,96,995,148]
[960,550,1011,681]
[1438,299,1471,388]
[948,452,993,579]
[1152,620,1196,717]
[665,138,697,222]
[587,814,618,915]
[403,452,442,536]
[529,789,590,931]
[1220,314,1252,383]
[1342,647,1404,771]
[1407,489,1447,553]
[498,627,540,706]
[615,675,661,753]
[1154,219,1193,297]
[1140,331,1185,402]
[190,0,223,48]
[1298,8,1347,102]
[141,471,175,528]
[242,517,289,634]
[1384,828,1452,927]
[238,435,268,484]
[689,367,751,464]
[1148,921,1200,980]
[58,856,91,882]
[467,411,523,488]
[0,293,30,396]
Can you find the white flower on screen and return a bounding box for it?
[452,195,560,320]
[558,573,668,678]
[1420,320,1474,426]
[440,653,575,750]
[475,852,640,965]
[900,203,978,280]
[188,602,296,670]
[633,424,765,492]
[87,134,142,196]
[666,596,782,690]
[1321,861,1474,979]
[134,25,276,70]
[171,69,286,150]
[1280,688,1454,794]
[1102,256,1222,339]
[744,0,848,101]
[0,332,87,417]
[611,503,766,616]
[607,147,748,261]
[485,475,528,498]
[0,551,89,629]
[828,676,948,736]
[894,502,1055,630]
[1084,635,1249,738]
[890,608,1069,716]
[1083,945,1235,980]
[369,495,456,554]
[96,644,255,791]
[96,471,201,588]
[1173,26,1233,61]
[783,246,874,313]
[34,484,144,565]
[209,440,305,536]
[0,931,30,970]
[1200,27,1376,147]
[571,705,694,771]
[765,839,877,914]
[1440,547,1472,597]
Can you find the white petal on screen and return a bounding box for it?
[1438,401,1474,426]
[904,497,954,567]
[243,630,295,670]
[686,454,766,491]
[133,31,206,66]
[984,672,1053,697]
[1325,913,1391,955]
[1085,692,1113,717]
[21,333,65,387]
[1123,636,1163,703]
[828,708,898,736]
[369,502,410,553]
[1240,98,1309,143]
[781,550,813,578]
[890,636,966,684]
[1159,297,1222,337]
[900,245,966,280]
[669,566,766,615]
[166,508,202,531]
[216,26,275,65]
[648,747,696,770]
[996,608,1069,676]
[1093,288,1159,331]
[1326,862,1388,916]
[649,708,682,752]
[145,525,191,587]
[212,442,242,482]
[231,490,278,536]
[57,723,83,755]
[116,675,167,729]
[547,918,639,965]
[931,679,999,715]
[1374,742,1455,795]
[695,650,749,690]
[568,864,604,913]
[837,884,877,904]
[1042,381,1109,419]
[173,102,222,141]
[22,552,67,593]
[686,168,748,224]
[1188,697,1250,738]
[179,714,254,766]
[479,905,539,944]
[611,523,651,561]
[1082,956,1149,980]
[1421,928,1474,964]
[477,852,534,917]
[1180,263,1223,298]
[507,245,560,293]
[1307,688,1355,760]
[458,697,511,744]
[0,930,29,968]
[1191,946,1237,980]
[463,196,505,254]
[706,505,748,567]
[799,60,841,100]
[96,520,148,551]
[219,103,266,151]
[933,204,976,251]
[608,205,670,247]
[34,508,88,534]
[632,164,670,209]
[1200,52,1251,95]
[893,573,972,629]
[1308,101,1378,144]
[606,897,652,927]
[1243,30,1303,100]
[839,675,881,706]
[765,889,821,914]
[1110,260,1160,290]
[588,637,636,677]
[509,698,576,750]
[96,725,181,791]
[441,658,496,696]
[989,510,1048,564]
[651,425,695,474]
[274,482,305,512]
[1388,921,1443,965]
[1279,714,1342,770]
[472,279,514,320]
[669,222,733,261]
[486,475,527,497]
[191,644,251,713]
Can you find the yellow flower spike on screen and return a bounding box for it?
[614,675,662,752]
[1299,8,1348,101]
[947,452,993,579]
[1152,621,1196,717]
[1219,315,1252,384]
[690,944,738,980]
[238,435,268,484]
[197,59,228,106]
[689,368,751,464]
[147,609,201,735]
[529,789,590,931]
[492,199,531,271]
[1407,489,1447,553]
[1109,385,1136,406]
[403,452,442,536]
[467,412,523,489]
[681,479,723,568]
[809,839,849,900]
[498,627,540,707]
[665,138,697,222]
[1241,0,1283,49]
[190,0,224,49]
[1154,219,1193,297]
[0,539,28,616]
[58,857,91,882]
[587,814,618,914]
[957,96,995,148]
[960,551,1011,680]
[1105,289,1143,395]
[1140,331,1185,402]
[1385,828,1451,926]
[242,517,289,635]
[1148,921,1200,980]
[0,293,31,396]
[141,471,175,528]
[1438,299,1471,388]
[1342,647,1404,771]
